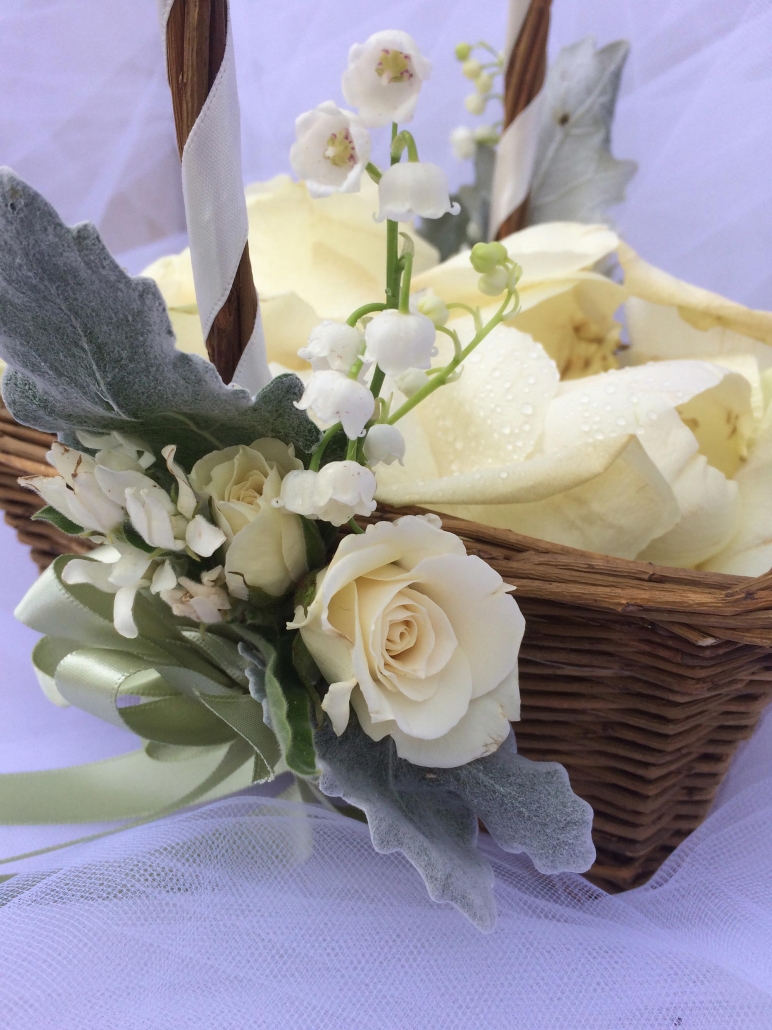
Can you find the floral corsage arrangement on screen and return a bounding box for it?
[0,30,595,930]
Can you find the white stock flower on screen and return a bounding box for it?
[363,423,406,466]
[364,309,436,376]
[341,30,431,128]
[62,543,155,638]
[189,439,308,599]
[124,486,187,551]
[375,162,460,223]
[76,430,155,472]
[275,461,377,527]
[449,126,476,161]
[298,320,365,373]
[295,369,375,439]
[160,567,231,624]
[290,101,371,199]
[290,515,524,767]
[21,443,123,534]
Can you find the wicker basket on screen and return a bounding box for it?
[2,399,772,893]
[0,399,93,569]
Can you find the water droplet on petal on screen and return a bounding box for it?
[521,404,534,415]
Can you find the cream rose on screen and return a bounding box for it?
[189,439,308,599]
[290,514,525,768]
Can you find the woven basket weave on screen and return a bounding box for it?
[2,398,772,893]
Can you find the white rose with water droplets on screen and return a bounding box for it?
[364,309,436,376]
[295,369,375,440]
[275,461,377,527]
[342,29,431,128]
[298,320,365,373]
[375,162,460,223]
[290,101,371,199]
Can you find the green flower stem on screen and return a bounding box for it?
[386,219,400,309]
[446,301,483,332]
[365,162,382,183]
[398,252,414,314]
[309,423,341,471]
[436,323,462,360]
[346,437,359,461]
[390,130,419,163]
[387,291,516,426]
[348,518,365,535]
[346,302,387,326]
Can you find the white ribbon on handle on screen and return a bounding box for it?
[489,0,547,240]
[157,0,270,395]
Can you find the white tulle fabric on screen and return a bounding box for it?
[1,0,772,1025]
[1,705,771,1029]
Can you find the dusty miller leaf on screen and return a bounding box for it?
[0,170,320,467]
[315,718,496,930]
[316,718,595,930]
[528,38,637,227]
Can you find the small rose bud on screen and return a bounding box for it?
[363,424,406,467]
[455,42,472,61]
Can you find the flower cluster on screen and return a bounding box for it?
[449,41,504,162]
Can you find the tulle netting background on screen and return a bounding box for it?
[1,0,772,1026]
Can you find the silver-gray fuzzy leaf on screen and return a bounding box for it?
[316,720,496,931]
[528,38,637,226]
[0,170,320,466]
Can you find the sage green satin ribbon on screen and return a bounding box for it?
[1,555,282,863]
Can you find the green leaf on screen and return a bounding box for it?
[239,635,317,778]
[121,520,156,554]
[291,632,321,692]
[31,505,85,536]
[0,172,320,467]
[299,516,326,570]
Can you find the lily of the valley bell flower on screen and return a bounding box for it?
[342,29,431,127]
[375,161,460,223]
[298,320,366,373]
[290,101,371,198]
[295,369,375,439]
[363,423,406,466]
[275,461,378,526]
[364,308,437,375]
